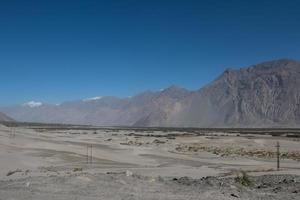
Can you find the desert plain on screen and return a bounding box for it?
[0,123,300,200]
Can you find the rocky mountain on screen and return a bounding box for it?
[161,59,300,127]
[0,112,14,122]
[1,59,300,127]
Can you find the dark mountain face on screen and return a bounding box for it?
[2,59,300,127]
[0,112,14,122]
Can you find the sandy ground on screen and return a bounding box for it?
[0,124,299,199]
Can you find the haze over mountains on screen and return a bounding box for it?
[0,112,14,122]
[2,59,300,127]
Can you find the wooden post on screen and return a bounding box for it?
[276,141,280,171]
[86,144,93,164]
[90,144,93,164]
[86,144,89,164]
[9,127,15,138]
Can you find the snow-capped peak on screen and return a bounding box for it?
[23,101,43,108]
[83,96,103,102]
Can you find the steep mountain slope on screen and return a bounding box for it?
[0,112,14,122]
[163,59,300,127]
[1,59,300,127]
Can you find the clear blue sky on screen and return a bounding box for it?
[1,0,300,106]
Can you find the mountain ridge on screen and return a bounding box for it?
[2,59,300,127]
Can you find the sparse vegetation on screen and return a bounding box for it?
[234,171,252,187]
[175,143,300,161]
[73,167,83,172]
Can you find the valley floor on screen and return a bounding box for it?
[0,124,299,199]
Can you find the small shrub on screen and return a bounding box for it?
[73,167,83,172]
[234,171,252,186]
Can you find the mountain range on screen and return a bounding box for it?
[1,59,300,128]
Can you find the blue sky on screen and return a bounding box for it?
[1,0,300,106]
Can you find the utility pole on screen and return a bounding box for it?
[86,144,89,164]
[86,144,93,164]
[9,127,15,138]
[276,141,280,171]
[90,144,93,164]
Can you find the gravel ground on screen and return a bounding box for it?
[0,173,299,200]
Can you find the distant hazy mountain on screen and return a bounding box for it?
[2,59,300,127]
[0,112,14,122]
